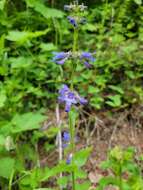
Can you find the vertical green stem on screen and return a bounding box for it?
[119,164,122,190]
[69,111,75,190]
[8,170,14,190]
[68,27,79,190]
[73,28,78,52]
[70,28,78,90]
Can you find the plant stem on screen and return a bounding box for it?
[73,28,78,52]
[119,164,122,190]
[8,170,14,190]
[68,25,79,190]
[70,28,78,90]
[69,111,76,190]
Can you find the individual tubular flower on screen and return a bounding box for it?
[63,131,70,142]
[53,52,71,65]
[80,52,95,68]
[66,153,73,165]
[64,2,87,12]
[67,16,77,27]
[58,84,87,112]
[62,131,70,148]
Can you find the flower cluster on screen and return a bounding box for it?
[58,84,87,112]
[53,52,71,65]
[67,16,86,27]
[64,1,87,28]
[64,1,87,12]
[53,51,95,68]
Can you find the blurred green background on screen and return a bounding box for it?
[0,0,143,189]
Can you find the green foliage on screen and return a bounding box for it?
[97,147,143,190]
[0,157,15,179]
[0,0,143,189]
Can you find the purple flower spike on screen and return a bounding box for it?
[80,52,95,68]
[67,16,77,27]
[58,85,87,112]
[53,52,70,65]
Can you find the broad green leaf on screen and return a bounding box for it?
[0,0,6,10]
[40,43,57,51]
[106,95,122,107]
[97,177,119,189]
[134,0,142,5]
[111,34,125,44]
[6,29,50,44]
[108,85,124,95]
[26,0,64,18]
[75,181,91,190]
[88,86,100,94]
[11,111,46,133]
[42,162,75,181]
[90,96,104,109]
[75,169,87,179]
[73,147,92,167]
[57,176,69,188]
[83,23,97,31]
[0,157,15,179]
[9,56,33,69]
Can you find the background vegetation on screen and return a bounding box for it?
[0,0,143,189]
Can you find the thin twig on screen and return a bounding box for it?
[56,104,63,190]
[108,111,128,150]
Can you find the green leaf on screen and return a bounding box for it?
[97,176,119,189]
[0,90,6,108]
[26,0,64,18]
[73,147,92,167]
[6,29,50,44]
[75,181,91,190]
[0,157,15,179]
[11,111,46,133]
[9,56,33,69]
[40,43,57,52]
[75,169,87,179]
[42,162,75,181]
[0,0,6,10]
[106,95,122,107]
[108,85,124,95]
[0,135,5,146]
[57,176,69,188]
[134,0,142,5]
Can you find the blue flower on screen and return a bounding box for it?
[66,154,73,165]
[80,52,95,68]
[53,52,70,65]
[62,131,70,148]
[67,16,77,27]
[58,85,87,112]
[63,131,70,142]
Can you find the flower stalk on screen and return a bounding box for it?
[52,1,95,190]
